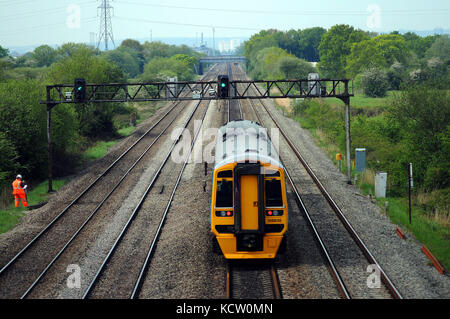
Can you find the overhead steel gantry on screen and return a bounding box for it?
[43,79,352,105]
[43,78,353,191]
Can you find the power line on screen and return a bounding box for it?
[115,16,260,31]
[0,2,97,22]
[119,1,450,16]
[0,17,98,38]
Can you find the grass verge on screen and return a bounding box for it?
[376,197,450,270]
[289,96,449,272]
[0,179,67,234]
[83,141,117,160]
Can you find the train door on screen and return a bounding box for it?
[240,175,259,230]
[234,163,264,251]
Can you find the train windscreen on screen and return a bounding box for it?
[216,180,233,207]
[265,179,283,207]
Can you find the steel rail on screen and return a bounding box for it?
[270,264,282,299]
[245,96,351,299]
[226,262,232,299]
[130,96,211,299]
[246,72,402,299]
[226,63,243,122]
[0,96,181,277]
[19,91,188,299]
[0,66,219,296]
[259,101,402,299]
[225,262,282,299]
[82,92,213,299]
[232,64,350,298]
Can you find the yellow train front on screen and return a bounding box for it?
[211,120,288,259]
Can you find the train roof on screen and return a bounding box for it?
[214,120,283,170]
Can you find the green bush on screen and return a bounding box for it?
[0,79,79,180]
[361,67,389,97]
[47,46,126,138]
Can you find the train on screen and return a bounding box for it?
[210,120,288,259]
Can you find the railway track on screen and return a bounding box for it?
[222,64,281,300]
[227,63,242,123]
[84,96,212,299]
[226,261,282,299]
[232,64,402,299]
[0,65,223,299]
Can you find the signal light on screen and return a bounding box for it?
[74,78,86,102]
[218,75,229,98]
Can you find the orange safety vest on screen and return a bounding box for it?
[12,179,26,196]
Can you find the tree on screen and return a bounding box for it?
[244,30,279,74]
[0,132,20,187]
[142,41,199,63]
[104,46,141,78]
[47,46,125,137]
[140,54,196,82]
[275,29,301,57]
[297,27,326,61]
[0,45,9,58]
[57,43,98,60]
[318,24,368,77]
[361,67,389,97]
[390,87,450,190]
[0,57,13,81]
[119,39,145,74]
[251,46,292,80]
[402,32,438,59]
[278,56,316,79]
[0,78,80,179]
[120,39,143,53]
[32,45,57,67]
[345,34,409,77]
[425,34,450,63]
[387,61,406,90]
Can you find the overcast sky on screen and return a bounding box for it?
[1,0,449,48]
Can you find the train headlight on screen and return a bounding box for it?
[266,210,283,216]
[216,211,233,217]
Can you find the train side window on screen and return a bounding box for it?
[265,179,283,207]
[216,180,233,207]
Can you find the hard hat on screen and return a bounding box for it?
[16,174,22,179]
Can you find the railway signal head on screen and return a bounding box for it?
[74,78,86,102]
[218,75,229,98]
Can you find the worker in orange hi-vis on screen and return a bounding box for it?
[12,174,28,208]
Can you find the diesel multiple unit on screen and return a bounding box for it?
[210,120,288,259]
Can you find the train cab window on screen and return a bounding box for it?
[218,170,232,178]
[265,179,283,207]
[216,180,233,207]
[265,170,280,177]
